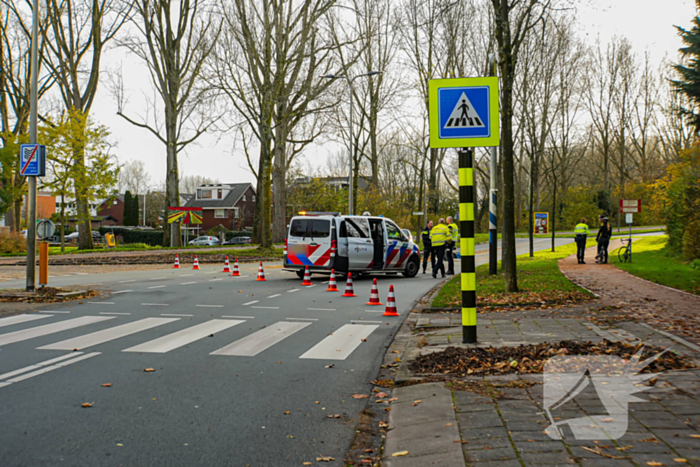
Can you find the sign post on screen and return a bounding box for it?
[534,212,549,234]
[429,76,500,344]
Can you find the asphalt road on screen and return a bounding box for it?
[0,237,577,466]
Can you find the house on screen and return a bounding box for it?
[183,183,256,231]
[96,193,146,226]
[292,175,373,190]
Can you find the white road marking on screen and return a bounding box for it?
[287,289,299,293]
[196,305,224,308]
[0,353,84,381]
[251,306,279,310]
[88,302,115,305]
[100,312,131,316]
[308,308,335,311]
[242,301,259,306]
[74,273,88,275]
[351,320,383,324]
[148,285,167,289]
[39,310,70,314]
[118,280,136,283]
[299,324,378,360]
[112,290,132,294]
[4,353,101,385]
[160,314,193,317]
[124,319,244,354]
[180,282,197,285]
[211,321,311,356]
[0,314,50,329]
[209,278,223,282]
[205,271,218,275]
[179,274,194,277]
[142,303,169,307]
[150,277,166,281]
[322,281,329,284]
[0,316,114,346]
[286,318,319,321]
[268,294,281,298]
[37,318,179,351]
[223,315,254,319]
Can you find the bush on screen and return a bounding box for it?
[98,227,163,246]
[0,231,27,254]
[683,220,700,261]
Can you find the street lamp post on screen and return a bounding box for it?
[323,71,382,215]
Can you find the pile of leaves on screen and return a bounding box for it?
[436,290,592,311]
[0,287,99,303]
[409,340,696,376]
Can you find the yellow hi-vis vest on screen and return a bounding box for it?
[430,223,450,247]
[448,223,459,242]
[574,223,590,236]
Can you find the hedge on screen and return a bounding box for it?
[98,227,163,246]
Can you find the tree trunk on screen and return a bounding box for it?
[500,68,518,292]
[272,105,288,243]
[164,110,181,247]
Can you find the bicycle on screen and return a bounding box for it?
[618,237,632,263]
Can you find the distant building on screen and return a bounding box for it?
[183,183,256,231]
[291,175,373,190]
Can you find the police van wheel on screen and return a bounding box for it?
[296,270,305,279]
[402,256,420,278]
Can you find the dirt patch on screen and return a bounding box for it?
[409,340,696,376]
[447,379,540,399]
[343,407,382,466]
[560,241,700,346]
[0,287,100,303]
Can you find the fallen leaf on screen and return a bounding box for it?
[387,397,398,402]
[101,383,112,387]
[287,435,295,439]
[690,435,700,439]
[325,364,334,369]
[674,460,688,463]
[647,462,663,466]
[616,446,633,451]
[378,421,389,428]
[316,456,334,462]
[284,411,290,415]
[361,338,367,342]
[303,463,312,466]
[375,392,388,398]
[391,451,408,457]
[581,446,625,459]
[143,368,155,372]
[81,402,93,408]
[392,350,400,353]
[445,423,453,426]
[116,443,123,447]
[352,394,369,399]
[327,414,340,419]
[412,400,422,406]
[601,418,614,422]
[315,401,320,404]
[276,361,281,364]
[363,449,374,453]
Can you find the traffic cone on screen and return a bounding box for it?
[231,258,241,277]
[326,269,339,292]
[342,272,356,297]
[365,278,383,305]
[222,256,231,273]
[301,266,313,286]
[192,255,200,270]
[256,262,266,281]
[382,285,399,317]
[173,254,180,269]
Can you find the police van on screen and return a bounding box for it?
[284,212,421,278]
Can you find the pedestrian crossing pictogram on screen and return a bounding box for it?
[443,92,485,128]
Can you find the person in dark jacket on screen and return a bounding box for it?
[596,217,612,263]
[421,221,435,274]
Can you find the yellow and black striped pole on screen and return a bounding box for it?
[458,148,477,343]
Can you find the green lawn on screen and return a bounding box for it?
[611,236,700,295]
[432,240,595,308]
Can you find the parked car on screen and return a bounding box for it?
[188,236,220,246]
[64,231,101,240]
[223,236,252,245]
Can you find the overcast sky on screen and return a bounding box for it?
[89,0,698,191]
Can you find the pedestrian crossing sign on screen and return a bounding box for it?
[429,77,500,148]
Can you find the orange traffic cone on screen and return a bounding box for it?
[192,255,200,270]
[301,266,313,286]
[173,254,180,269]
[231,258,241,277]
[382,285,399,317]
[256,262,266,281]
[326,269,339,292]
[365,278,383,305]
[342,272,356,297]
[223,256,231,273]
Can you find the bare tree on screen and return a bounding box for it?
[117,0,220,247]
[117,159,151,194]
[179,174,219,194]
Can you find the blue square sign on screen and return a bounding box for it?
[438,86,491,139]
[19,144,46,177]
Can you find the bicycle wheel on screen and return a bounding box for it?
[618,246,628,263]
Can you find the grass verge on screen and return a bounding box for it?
[611,236,700,295]
[431,240,595,308]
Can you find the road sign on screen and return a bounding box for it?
[429,77,500,148]
[619,199,641,213]
[412,211,424,216]
[625,213,633,224]
[36,219,56,239]
[534,212,549,234]
[19,144,46,176]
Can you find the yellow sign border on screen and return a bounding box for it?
[429,77,500,148]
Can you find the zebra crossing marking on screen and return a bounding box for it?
[251,306,279,310]
[0,314,49,329]
[112,290,132,294]
[3,353,100,386]
[196,305,223,308]
[39,310,69,314]
[222,315,254,319]
[211,321,311,357]
[268,294,281,298]
[161,314,193,317]
[0,353,84,381]
[37,317,179,351]
[142,303,169,307]
[124,319,244,354]
[0,316,114,346]
[299,324,378,360]
[243,300,259,306]
[88,302,115,305]
[148,285,167,289]
[100,312,131,316]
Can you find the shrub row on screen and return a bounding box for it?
[98,227,163,246]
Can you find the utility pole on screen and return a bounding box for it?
[26,0,40,292]
[488,54,498,276]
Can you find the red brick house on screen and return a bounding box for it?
[183,183,256,231]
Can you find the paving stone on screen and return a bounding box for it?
[460,437,511,451]
[463,446,517,462]
[577,458,635,467]
[628,452,689,466]
[459,427,511,440]
[456,413,504,429]
[502,421,548,432]
[452,391,492,406]
[468,460,521,467]
[634,414,689,429]
[674,448,700,461]
[518,451,576,464]
[512,440,566,453]
[509,430,553,442]
[383,449,466,467]
[384,419,462,457]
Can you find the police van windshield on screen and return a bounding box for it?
[289,218,330,239]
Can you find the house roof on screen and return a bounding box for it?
[184,183,254,209]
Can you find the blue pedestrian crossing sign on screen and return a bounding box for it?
[19,144,46,177]
[429,77,500,148]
